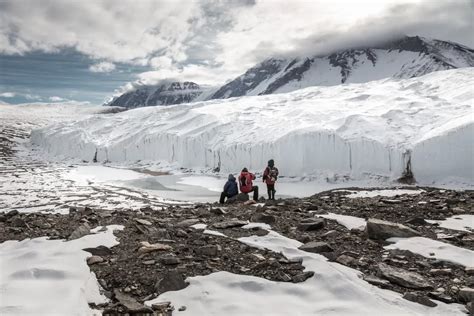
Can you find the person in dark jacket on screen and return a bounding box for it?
[219,174,238,204]
[263,159,279,200]
[238,168,258,201]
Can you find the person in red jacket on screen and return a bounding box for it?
[238,168,259,201]
[263,159,279,200]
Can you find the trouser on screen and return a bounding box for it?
[219,192,234,204]
[267,184,276,200]
[244,186,259,201]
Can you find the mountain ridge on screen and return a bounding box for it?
[107,36,474,108]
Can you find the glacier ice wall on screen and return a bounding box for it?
[31,69,474,185]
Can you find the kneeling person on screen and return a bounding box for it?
[238,168,259,201]
[220,174,238,204]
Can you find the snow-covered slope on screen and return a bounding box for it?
[107,81,204,108]
[31,68,474,185]
[210,36,474,99]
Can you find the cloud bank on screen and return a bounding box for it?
[1,0,472,87]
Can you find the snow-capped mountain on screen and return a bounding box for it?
[107,36,474,108]
[209,36,474,99]
[107,81,203,108]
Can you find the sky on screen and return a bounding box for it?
[0,0,472,105]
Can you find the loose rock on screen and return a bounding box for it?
[366,218,420,240]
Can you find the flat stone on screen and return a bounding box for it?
[366,218,420,240]
[378,263,432,290]
[176,219,200,227]
[405,217,428,226]
[212,220,248,229]
[429,268,452,276]
[362,275,391,288]
[297,218,325,231]
[292,271,315,283]
[252,253,266,261]
[68,223,91,240]
[381,199,401,204]
[142,260,156,265]
[403,293,437,307]
[299,241,334,253]
[151,301,172,312]
[195,245,220,256]
[160,255,180,265]
[277,271,292,282]
[155,270,188,293]
[210,207,227,215]
[10,217,27,227]
[428,291,454,304]
[138,241,172,253]
[458,287,474,303]
[336,255,356,266]
[134,218,153,226]
[6,210,19,217]
[87,255,104,265]
[465,267,474,275]
[250,213,276,224]
[114,289,152,312]
[83,245,112,256]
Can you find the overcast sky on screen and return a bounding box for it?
[0,0,472,104]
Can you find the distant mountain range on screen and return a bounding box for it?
[107,36,474,108]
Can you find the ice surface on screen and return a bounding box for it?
[147,230,465,315]
[32,68,474,186]
[427,215,474,232]
[386,237,474,267]
[0,225,123,316]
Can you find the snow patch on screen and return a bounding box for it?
[314,213,366,230]
[427,215,474,232]
[147,230,465,315]
[386,237,474,267]
[0,225,123,315]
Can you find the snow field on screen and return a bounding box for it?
[31,69,474,186]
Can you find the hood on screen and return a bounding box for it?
[228,174,236,181]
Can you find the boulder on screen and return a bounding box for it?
[297,218,325,231]
[298,241,334,253]
[292,271,314,283]
[83,245,112,256]
[458,287,474,303]
[336,255,356,266]
[366,218,420,240]
[377,263,432,290]
[87,255,104,265]
[68,223,91,240]
[155,271,188,293]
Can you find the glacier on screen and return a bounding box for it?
[31,68,474,185]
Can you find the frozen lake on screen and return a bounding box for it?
[65,165,400,203]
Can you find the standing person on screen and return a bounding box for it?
[238,168,259,201]
[263,159,279,200]
[219,174,238,204]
